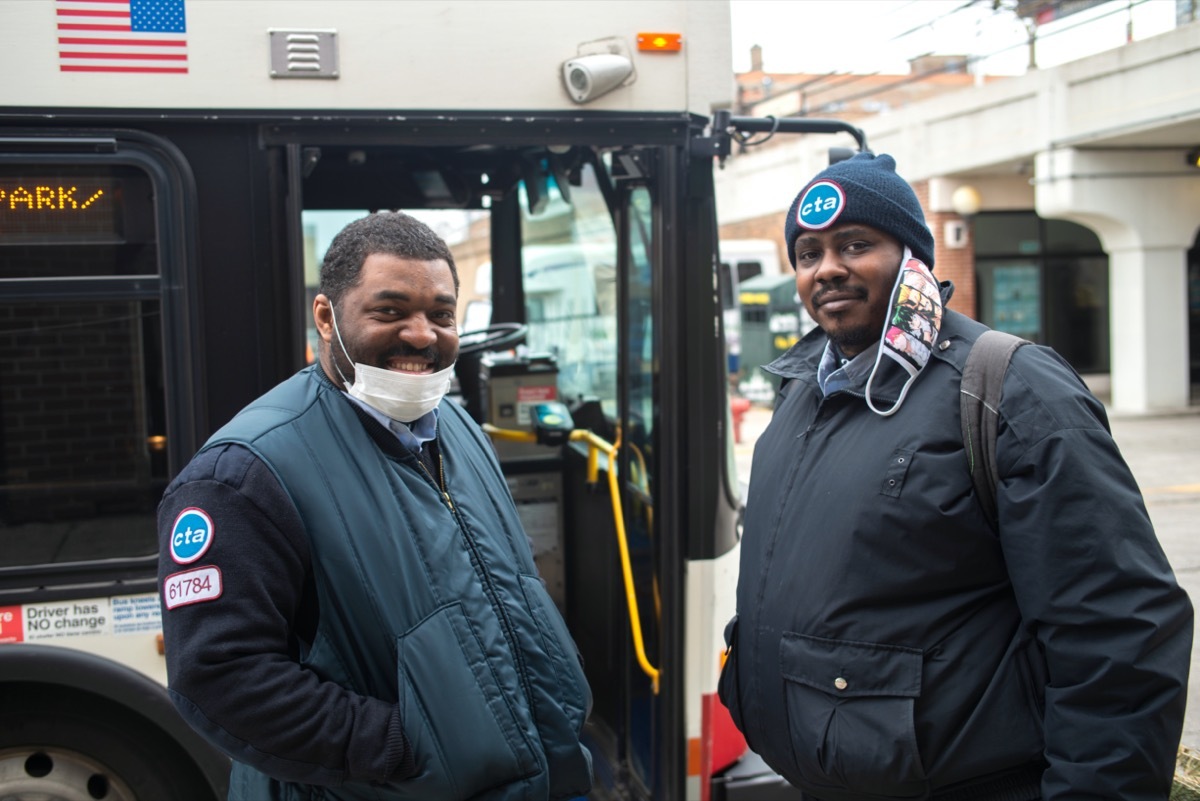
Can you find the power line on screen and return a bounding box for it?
[889,0,983,42]
[742,0,1161,113]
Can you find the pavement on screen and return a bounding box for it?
[732,392,1200,749]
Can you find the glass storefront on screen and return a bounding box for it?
[974,212,1110,374]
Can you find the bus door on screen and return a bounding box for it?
[483,139,730,801]
[272,121,703,800]
[480,135,736,801]
[510,146,667,799]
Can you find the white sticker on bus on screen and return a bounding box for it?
[111,592,163,635]
[23,599,112,640]
[0,593,163,645]
[163,566,223,610]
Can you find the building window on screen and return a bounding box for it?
[974,212,1109,373]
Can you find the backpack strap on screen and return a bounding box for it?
[960,330,1028,526]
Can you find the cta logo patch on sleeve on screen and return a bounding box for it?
[170,507,214,564]
[163,566,223,610]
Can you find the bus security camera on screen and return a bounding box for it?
[562,54,633,104]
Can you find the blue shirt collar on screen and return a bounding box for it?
[816,341,879,396]
[343,393,439,454]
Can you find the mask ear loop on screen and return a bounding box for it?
[864,247,919,418]
[864,351,917,417]
[326,303,355,387]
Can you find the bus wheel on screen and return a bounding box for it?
[0,687,216,801]
[0,745,137,801]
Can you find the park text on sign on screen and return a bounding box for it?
[0,185,105,210]
[0,177,118,238]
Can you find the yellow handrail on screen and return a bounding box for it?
[482,423,661,693]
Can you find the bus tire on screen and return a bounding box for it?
[0,684,218,801]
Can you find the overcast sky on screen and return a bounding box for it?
[729,0,1180,77]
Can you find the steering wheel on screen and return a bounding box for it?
[458,322,528,356]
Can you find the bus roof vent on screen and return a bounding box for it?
[269,29,339,79]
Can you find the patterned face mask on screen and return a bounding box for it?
[864,247,944,417]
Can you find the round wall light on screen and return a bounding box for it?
[950,184,982,217]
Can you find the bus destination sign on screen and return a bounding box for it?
[0,176,119,239]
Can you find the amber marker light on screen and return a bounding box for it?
[637,33,682,52]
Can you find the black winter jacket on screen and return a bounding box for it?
[721,301,1191,801]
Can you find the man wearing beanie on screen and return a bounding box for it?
[719,152,1191,800]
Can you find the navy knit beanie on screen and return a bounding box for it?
[784,152,935,270]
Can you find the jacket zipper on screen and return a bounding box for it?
[417,455,452,510]
[415,450,537,722]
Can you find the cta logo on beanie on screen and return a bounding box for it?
[784,152,935,270]
[796,180,845,230]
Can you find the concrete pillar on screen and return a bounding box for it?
[1035,148,1199,414]
[1108,246,1190,412]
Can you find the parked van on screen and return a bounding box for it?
[719,239,783,378]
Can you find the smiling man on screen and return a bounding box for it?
[719,153,1192,800]
[158,212,593,801]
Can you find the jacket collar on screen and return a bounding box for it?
[312,364,417,461]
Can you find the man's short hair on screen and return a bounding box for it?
[319,212,460,308]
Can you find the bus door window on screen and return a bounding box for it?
[622,182,662,793]
[514,148,667,797]
[0,163,167,568]
[517,162,618,412]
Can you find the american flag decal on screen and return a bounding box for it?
[57,0,188,74]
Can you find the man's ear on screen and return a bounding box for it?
[313,294,334,343]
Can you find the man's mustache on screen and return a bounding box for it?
[812,285,868,306]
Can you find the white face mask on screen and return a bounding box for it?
[327,305,454,423]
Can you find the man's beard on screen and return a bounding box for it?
[825,323,877,355]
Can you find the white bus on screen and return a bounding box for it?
[0,3,864,798]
